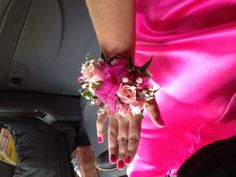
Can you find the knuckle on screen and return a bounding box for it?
[109,130,118,137]
[118,136,128,142]
[126,149,135,155]
[109,147,117,152]
[129,135,139,143]
[118,153,126,158]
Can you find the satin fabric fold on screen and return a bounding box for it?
[128,1,236,176]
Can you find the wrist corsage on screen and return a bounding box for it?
[78,54,156,118]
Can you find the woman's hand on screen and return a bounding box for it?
[96,98,165,170]
[85,0,165,168]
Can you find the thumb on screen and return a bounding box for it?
[146,98,165,128]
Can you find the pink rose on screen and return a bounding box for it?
[81,60,102,81]
[77,76,84,83]
[117,84,137,104]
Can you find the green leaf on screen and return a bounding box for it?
[138,112,144,119]
[144,71,152,77]
[117,97,123,104]
[140,56,153,72]
[128,55,134,70]
[107,55,115,66]
[85,51,91,60]
[101,52,105,59]
[81,91,93,97]
[92,96,98,99]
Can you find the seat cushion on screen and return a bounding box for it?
[1,117,73,177]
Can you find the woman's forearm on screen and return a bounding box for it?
[85,0,135,58]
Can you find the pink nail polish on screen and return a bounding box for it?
[98,136,103,143]
[117,160,124,169]
[124,156,131,164]
[110,154,117,164]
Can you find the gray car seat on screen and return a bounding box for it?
[0,0,99,176]
[0,0,100,95]
[0,90,90,177]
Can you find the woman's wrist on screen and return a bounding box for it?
[101,46,134,60]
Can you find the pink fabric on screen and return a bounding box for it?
[128,0,236,176]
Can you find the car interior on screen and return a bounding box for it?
[0,0,126,176]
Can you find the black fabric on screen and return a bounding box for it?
[0,160,15,177]
[177,136,236,177]
[0,117,77,177]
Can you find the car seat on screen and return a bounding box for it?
[0,0,99,176]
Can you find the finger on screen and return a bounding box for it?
[96,109,108,143]
[125,115,142,165]
[108,114,118,164]
[146,98,165,127]
[117,114,129,170]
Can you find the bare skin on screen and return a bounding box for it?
[86,0,165,170]
[85,0,134,58]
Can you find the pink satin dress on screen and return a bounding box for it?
[128,0,236,176]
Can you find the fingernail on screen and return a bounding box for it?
[157,119,165,128]
[110,154,117,164]
[97,136,103,143]
[124,156,131,164]
[117,160,124,169]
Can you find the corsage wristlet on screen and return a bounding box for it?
[78,54,156,118]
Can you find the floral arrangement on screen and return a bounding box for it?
[78,54,156,118]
